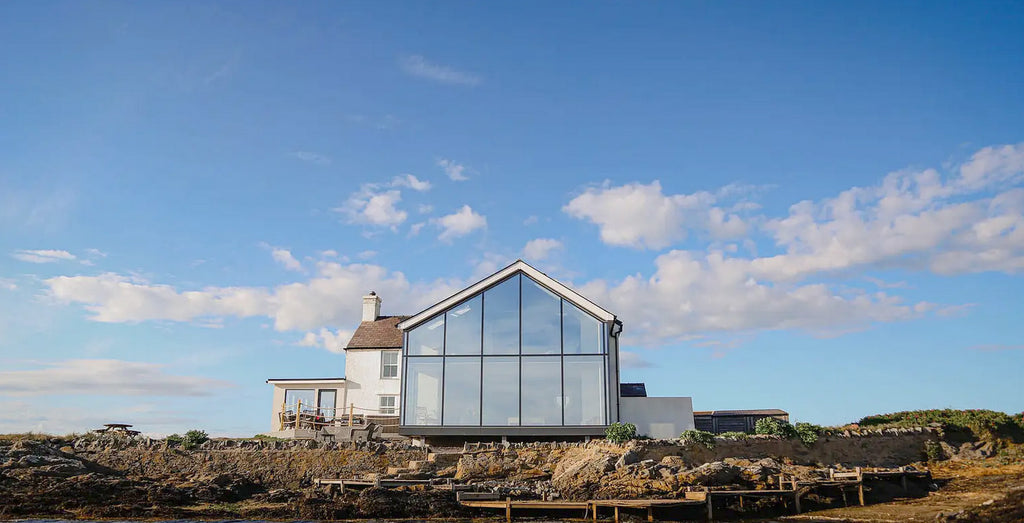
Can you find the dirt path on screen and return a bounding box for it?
[784,461,1024,522]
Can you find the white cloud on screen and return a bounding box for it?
[409,222,427,237]
[11,249,77,263]
[0,277,17,291]
[290,150,332,165]
[298,328,354,353]
[418,204,434,214]
[563,181,746,249]
[433,205,487,242]
[391,173,432,192]
[399,55,482,87]
[270,247,303,272]
[523,238,563,261]
[437,158,470,181]
[44,262,466,345]
[338,188,407,228]
[0,359,232,397]
[579,250,925,346]
[358,250,377,260]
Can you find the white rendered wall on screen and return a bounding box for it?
[620,396,695,439]
[344,349,402,416]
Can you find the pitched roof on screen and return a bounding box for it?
[397,260,616,331]
[345,315,408,350]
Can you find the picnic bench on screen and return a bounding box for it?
[93,423,140,436]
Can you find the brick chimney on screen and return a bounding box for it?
[362,291,381,322]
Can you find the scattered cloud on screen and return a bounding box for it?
[338,188,407,228]
[270,247,303,272]
[433,205,487,242]
[418,204,434,214]
[523,238,563,261]
[11,249,77,264]
[399,55,482,87]
[523,215,539,226]
[0,278,17,291]
[437,158,470,181]
[44,263,468,348]
[290,150,332,166]
[391,174,432,192]
[563,181,748,249]
[357,250,377,260]
[0,359,233,397]
[297,328,354,353]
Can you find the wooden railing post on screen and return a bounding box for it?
[349,403,355,426]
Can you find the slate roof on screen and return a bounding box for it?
[345,315,409,350]
[619,383,648,397]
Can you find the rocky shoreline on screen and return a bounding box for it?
[0,430,1017,521]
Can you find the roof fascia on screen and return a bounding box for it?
[397,260,615,331]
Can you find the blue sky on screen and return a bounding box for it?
[2,1,1023,436]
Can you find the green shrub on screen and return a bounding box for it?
[166,433,184,445]
[795,422,822,445]
[755,417,798,439]
[857,409,1024,443]
[182,429,209,449]
[717,431,750,440]
[680,429,716,448]
[924,440,943,461]
[605,422,637,444]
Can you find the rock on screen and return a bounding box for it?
[615,450,639,469]
[678,461,742,486]
[660,455,687,470]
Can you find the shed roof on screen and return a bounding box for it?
[345,315,408,350]
[693,409,789,417]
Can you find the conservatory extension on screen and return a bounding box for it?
[397,261,623,437]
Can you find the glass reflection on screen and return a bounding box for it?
[483,275,520,355]
[520,356,561,425]
[403,358,442,425]
[562,356,606,425]
[445,296,481,355]
[443,358,481,425]
[482,357,519,425]
[407,314,445,355]
[562,301,604,354]
[521,278,560,354]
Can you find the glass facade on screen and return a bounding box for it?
[402,273,609,427]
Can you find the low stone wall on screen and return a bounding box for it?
[70,438,425,489]
[635,427,941,468]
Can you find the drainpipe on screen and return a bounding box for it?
[610,320,624,423]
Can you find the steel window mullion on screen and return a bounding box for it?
[560,299,565,427]
[479,291,484,427]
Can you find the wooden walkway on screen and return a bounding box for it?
[321,466,929,521]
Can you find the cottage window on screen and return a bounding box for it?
[379,395,397,415]
[284,389,315,413]
[381,351,399,378]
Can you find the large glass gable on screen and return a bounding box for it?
[402,273,609,427]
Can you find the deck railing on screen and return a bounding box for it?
[278,401,400,433]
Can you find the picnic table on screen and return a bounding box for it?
[94,423,141,436]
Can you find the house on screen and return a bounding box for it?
[265,260,694,441]
[693,409,790,434]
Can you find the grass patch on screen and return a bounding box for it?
[680,429,716,448]
[858,409,1024,444]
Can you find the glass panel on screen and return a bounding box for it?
[317,389,337,420]
[284,389,315,413]
[403,358,443,425]
[520,356,562,425]
[562,356,606,425]
[562,301,604,354]
[407,314,445,355]
[443,358,481,425]
[521,277,561,355]
[445,296,482,355]
[483,275,520,355]
[482,357,520,426]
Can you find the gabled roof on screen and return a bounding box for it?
[397,260,616,331]
[345,315,409,350]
